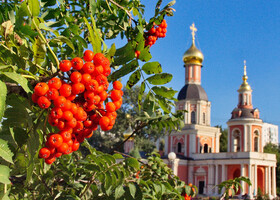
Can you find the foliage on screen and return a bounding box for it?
[263,142,280,195]
[256,187,270,200]
[217,176,251,200]
[218,126,228,152]
[88,86,162,154]
[0,0,191,199]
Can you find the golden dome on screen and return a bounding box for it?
[183,41,204,65]
[238,61,252,92]
[123,125,134,140]
[183,23,204,65]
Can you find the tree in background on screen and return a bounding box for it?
[88,86,164,154]
[217,126,228,152]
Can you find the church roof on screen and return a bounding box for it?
[178,84,208,101]
[231,107,257,119]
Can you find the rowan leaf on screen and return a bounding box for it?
[142,62,162,75]
[109,60,138,82]
[125,157,139,170]
[28,0,40,17]
[146,73,172,85]
[0,165,10,184]
[2,72,32,93]
[152,86,177,98]
[126,70,141,89]
[0,80,7,121]
[0,139,14,164]
[33,36,46,65]
[51,36,75,51]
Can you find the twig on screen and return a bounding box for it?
[34,171,53,196]
[79,172,97,198]
[108,0,137,25]
[26,5,60,69]
[110,121,147,154]
[0,42,48,73]
[5,82,28,98]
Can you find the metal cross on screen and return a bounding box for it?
[190,23,197,42]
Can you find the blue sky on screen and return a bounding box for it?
[138,0,280,129]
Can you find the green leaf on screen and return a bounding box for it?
[138,82,145,111]
[115,185,125,199]
[0,81,7,121]
[138,47,152,62]
[51,36,75,51]
[106,43,116,61]
[28,0,40,17]
[128,183,136,198]
[2,72,32,93]
[73,35,88,48]
[152,86,177,98]
[156,95,171,113]
[83,16,102,53]
[146,73,172,85]
[125,157,140,170]
[33,36,46,65]
[126,70,141,89]
[0,139,14,164]
[9,127,28,148]
[142,62,162,75]
[18,1,29,17]
[112,153,123,159]
[109,60,138,82]
[0,165,10,184]
[143,92,155,116]
[113,43,136,66]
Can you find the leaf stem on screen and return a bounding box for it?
[0,42,47,73]
[26,6,60,69]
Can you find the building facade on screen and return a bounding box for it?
[262,123,279,148]
[164,24,277,198]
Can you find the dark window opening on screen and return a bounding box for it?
[191,111,196,124]
[177,142,182,153]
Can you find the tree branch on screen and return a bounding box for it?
[110,121,147,154]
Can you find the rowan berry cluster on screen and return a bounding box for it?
[32,50,123,164]
[145,19,167,47]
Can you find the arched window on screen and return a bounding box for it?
[191,111,196,124]
[177,142,182,153]
[254,130,259,152]
[204,144,208,153]
[203,113,206,124]
[233,130,241,152]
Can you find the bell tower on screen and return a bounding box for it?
[177,23,210,126]
[227,61,262,152]
[165,24,220,158]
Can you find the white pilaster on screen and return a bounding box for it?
[215,164,219,194]
[265,166,268,194]
[268,166,271,197]
[189,134,194,157]
[272,166,276,197]
[170,136,173,152]
[240,164,245,195]
[184,135,187,156]
[227,129,230,152]
[173,158,179,176]
[243,125,246,151]
[248,125,252,151]
[248,164,253,198]
[188,165,193,184]
[254,164,257,196]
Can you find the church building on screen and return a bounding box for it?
[163,24,277,198]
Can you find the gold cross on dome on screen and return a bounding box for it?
[190,23,197,42]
